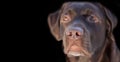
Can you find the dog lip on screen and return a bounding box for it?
[67,51,85,56]
[70,45,81,51]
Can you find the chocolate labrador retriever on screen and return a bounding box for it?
[48,2,120,62]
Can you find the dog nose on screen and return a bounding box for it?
[66,28,83,39]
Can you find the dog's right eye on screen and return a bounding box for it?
[61,15,71,23]
[82,14,99,23]
[87,14,99,23]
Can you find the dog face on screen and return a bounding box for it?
[48,2,117,58]
[60,2,107,57]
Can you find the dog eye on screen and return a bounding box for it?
[61,15,71,23]
[87,15,99,23]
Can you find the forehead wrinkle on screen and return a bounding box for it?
[63,2,97,10]
[62,2,98,15]
[63,2,102,13]
[62,2,86,12]
[62,2,105,23]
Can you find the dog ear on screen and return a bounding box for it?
[48,10,61,41]
[48,2,71,41]
[96,3,120,62]
[94,3,117,32]
[103,6,120,62]
[103,7,118,33]
[96,3,118,32]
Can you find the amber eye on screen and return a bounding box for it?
[87,15,99,23]
[61,15,71,23]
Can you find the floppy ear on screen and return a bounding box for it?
[48,2,71,41]
[103,7,118,32]
[95,3,117,32]
[48,10,61,41]
[100,4,120,62]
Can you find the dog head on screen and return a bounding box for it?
[48,2,117,58]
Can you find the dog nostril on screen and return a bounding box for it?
[69,32,72,36]
[76,32,81,36]
[66,32,72,36]
[66,31,81,37]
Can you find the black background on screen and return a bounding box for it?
[8,0,120,62]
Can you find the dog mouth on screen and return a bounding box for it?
[64,38,91,57]
[65,44,91,57]
[66,49,91,57]
[66,45,85,57]
[67,51,85,57]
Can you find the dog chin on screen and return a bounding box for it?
[67,51,85,57]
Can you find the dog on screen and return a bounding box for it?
[48,2,120,62]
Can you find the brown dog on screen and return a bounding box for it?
[48,2,120,62]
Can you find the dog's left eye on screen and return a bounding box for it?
[87,15,99,23]
[61,15,71,23]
